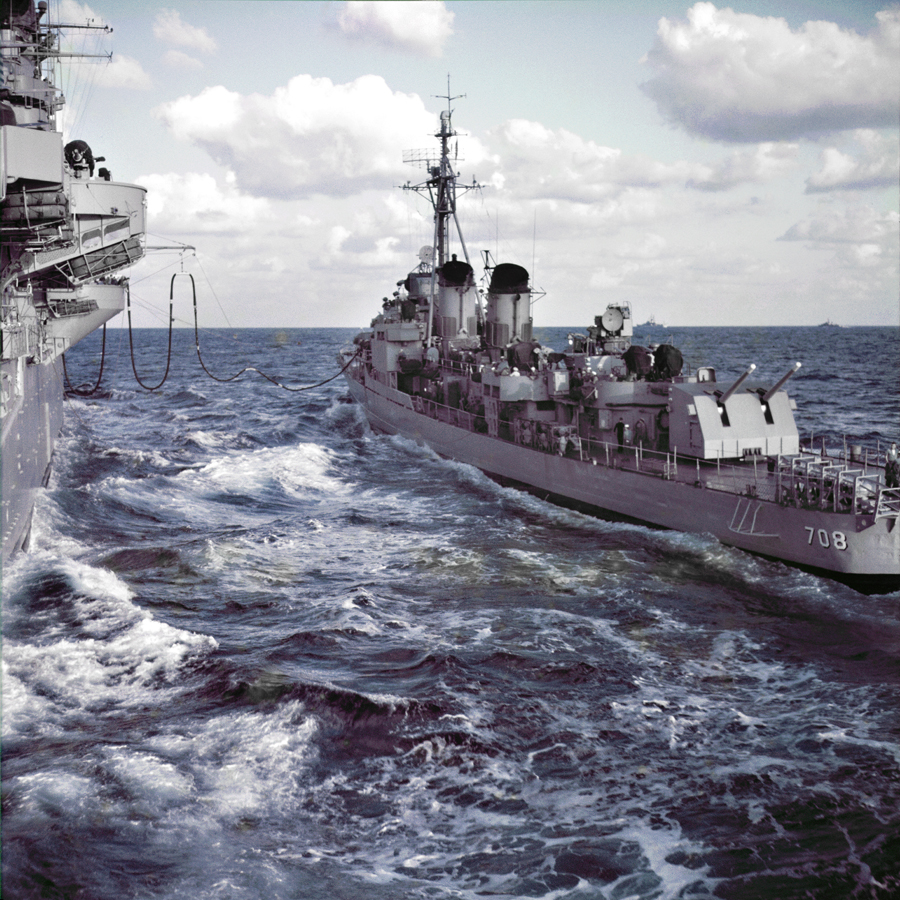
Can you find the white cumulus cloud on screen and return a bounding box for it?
[687,143,800,191]
[55,1,151,90]
[153,9,217,54]
[641,3,900,142]
[139,172,270,234]
[337,1,454,57]
[486,119,687,204]
[58,0,102,25]
[163,49,205,71]
[485,119,798,202]
[154,75,440,199]
[806,130,900,192]
[779,205,900,248]
[94,54,153,90]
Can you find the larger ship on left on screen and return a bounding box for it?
[2,0,146,564]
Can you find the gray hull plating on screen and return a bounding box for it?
[347,375,899,590]
[1,357,64,564]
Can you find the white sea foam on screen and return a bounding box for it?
[23,493,91,561]
[817,728,900,767]
[194,443,347,497]
[186,702,320,819]
[616,822,717,898]
[5,618,216,715]
[98,445,174,468]
[185,429,229,449]
[0,662,53,740]
[6,328,895,900]
[2,557,217,737]
[13,771,97,818]
[103,748,196,805]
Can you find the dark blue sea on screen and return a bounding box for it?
[3,324,899,900]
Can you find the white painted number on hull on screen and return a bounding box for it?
[805,527,847,550]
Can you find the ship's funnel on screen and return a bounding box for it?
[486,263,531,346]
[489,263,529,293]
[434,257,478,339]
[440,257,473,286]
[762,362,801,402]
[719,364,756,404]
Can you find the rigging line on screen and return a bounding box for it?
[58,20,103,140]
[130,256,194,287]
[131,281,277,347]
[144,232,198,255]
[144,260,353,392]
[127,281,174,391]
[62,322,107,396]
[193,255,233,329]
[70,55,101,140]
[126,291,186,329]
[473,200,516,266]
[106,313,130,381]
[131,283,277,350]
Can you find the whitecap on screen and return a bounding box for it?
[190,442,349,498]
[103,748,196,806]
[187,702,320,820]
[2,557,218,735]
[185,429,228,449]
[12,771,97,818]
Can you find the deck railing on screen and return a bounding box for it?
[383,384,897,519]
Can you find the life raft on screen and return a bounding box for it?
[1,188,68,224]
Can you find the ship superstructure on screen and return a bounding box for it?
[2,0,146,562]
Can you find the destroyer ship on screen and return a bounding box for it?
[2,0,146,563]
[341,98,899,593]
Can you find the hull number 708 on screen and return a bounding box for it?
[806,527,847,550]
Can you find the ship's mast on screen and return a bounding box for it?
[433,95,458,268]
[400,84,482,343]
[402,85,478,269]
[0,1,113,134]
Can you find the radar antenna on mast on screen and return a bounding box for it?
[434,74,465,134]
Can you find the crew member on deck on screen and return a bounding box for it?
[887,442,899,488]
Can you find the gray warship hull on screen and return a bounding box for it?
[345,373,900,593]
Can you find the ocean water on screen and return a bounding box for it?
[3,324,899,900]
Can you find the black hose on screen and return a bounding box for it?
[63,322,107,396]
[189,275,360,391]
[128,280,173,391]
[68,269,359,397]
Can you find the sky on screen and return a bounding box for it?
[51,0,899,328]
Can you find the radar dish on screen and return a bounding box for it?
[601,307,624,332]
[418,246,434,263]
